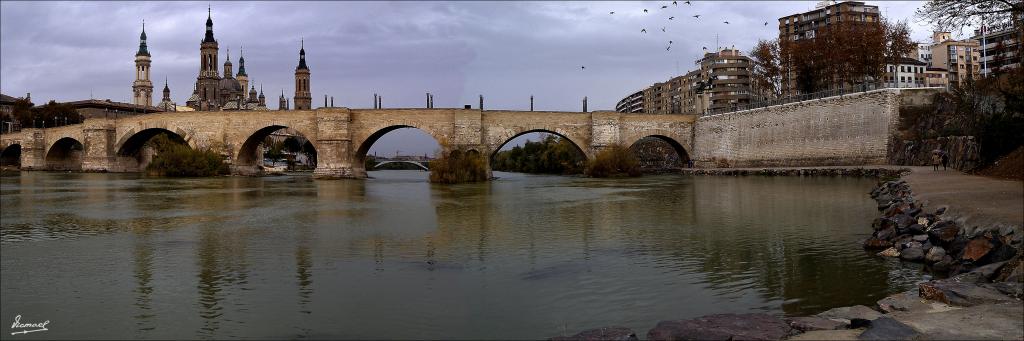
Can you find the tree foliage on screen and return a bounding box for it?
[491,135,585,174]
[750,39,783,100]
[779,18,913,94]
[144,133,229,177]
[429,139,489,184]
[585,144,641,178]
[0,100,82,129]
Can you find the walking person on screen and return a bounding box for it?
[931,150,941,171]
[941,151,950,171]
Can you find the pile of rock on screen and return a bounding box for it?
[682,167,905,177]
[864,179,1023,280]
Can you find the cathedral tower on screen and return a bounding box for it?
[197,6,220,108]
[133,21,153,107]
[279,90,288,110]
[237,47,249,101]
[293,39,312,110]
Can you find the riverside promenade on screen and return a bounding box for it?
[903,166,1023,228]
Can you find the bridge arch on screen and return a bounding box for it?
[45,137,84,171]
[489,129,588,160]
[115,128,191,172]
[488,129,589,175]
[487,128,590,160]
[627,134,690,170]
[235,125,319,174]
[373,160,429,171]
[0,144,21,168]
[353,125,447,176]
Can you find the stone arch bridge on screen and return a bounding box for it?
[0,108,696,178]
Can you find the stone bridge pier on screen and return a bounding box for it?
[0,108,698,179]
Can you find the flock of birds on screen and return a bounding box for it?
[582,1,771,70]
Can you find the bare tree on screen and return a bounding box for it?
[916,0,1023,33]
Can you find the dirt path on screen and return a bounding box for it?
[903,166,1023,227]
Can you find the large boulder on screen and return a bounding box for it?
[876,227,896,241]
[899,247,925,262]
[857,317,920,340]
[918,280,1018,306]
[891,303,1023,340]
[925,246,946,264]
[646,313,790,341]
[863,236,892,250]
[961,237,994,262]
[787,316,846,332]
[550,327,638,341]
[927,222,960,245]
[816,305,883,324]
[876,290,959,314]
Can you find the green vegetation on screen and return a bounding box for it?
[584,144,641,178]
[145,134,228,177]
[1,99,82,130]
[491,135,585,174]
[429,142,488,183]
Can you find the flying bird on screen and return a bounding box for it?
[723,21,730,24]
[669,16,674,20]
[669,40,673,44]
[643,9,648,13]
[661,5,667,9]
[581,66,586,70]
[685,1,691,4]
[666,46,672,51]
[693,14,701,19]
[673,1,678,5]
[764,21,769,26]
[661,27,666,32]
[641,28,647,33]
[702,46,708,50]
[610,11,615,14]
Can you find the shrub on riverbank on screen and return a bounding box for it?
[585,144,641,178]
[145,134,228,177]
[429,148,488,184]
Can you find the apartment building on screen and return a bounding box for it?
[972,21,1022,76]
[615,48,754,115]
[884,57,927,88]
[929,31,981,87]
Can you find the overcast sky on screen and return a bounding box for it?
[1,1,940,156]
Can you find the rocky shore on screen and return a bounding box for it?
[551,175,1023,341]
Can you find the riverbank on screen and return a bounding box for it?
[553,167,1023,341]
[681,165,906,177]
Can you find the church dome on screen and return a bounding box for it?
[219,77,242,93]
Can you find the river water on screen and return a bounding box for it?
[0,171,926,339]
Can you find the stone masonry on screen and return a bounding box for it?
[692,88,943,168]
[0,88,941,177]
[0,108,697,179]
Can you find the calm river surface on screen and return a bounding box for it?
[0,171,927,339]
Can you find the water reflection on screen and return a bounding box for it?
[0,171,926,339]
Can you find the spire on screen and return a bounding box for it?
[162,77,171,100]
[203,5,216,43]
[296,38,308,70]
[237,45,247,76]
[223,47,233,78]
[136,20,150,56]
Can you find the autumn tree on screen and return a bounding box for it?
[750,39,783,100]
[779,17,912,95]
